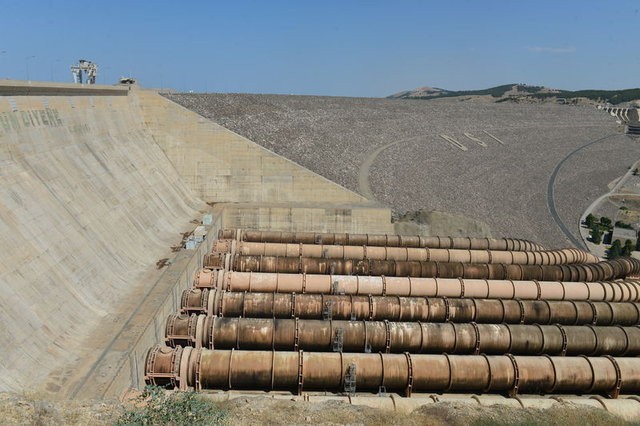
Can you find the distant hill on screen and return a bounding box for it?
[388,84,640,105]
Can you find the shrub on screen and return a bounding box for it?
[599,217,612,229]
[614,221,633,229]
[117,386,227,426]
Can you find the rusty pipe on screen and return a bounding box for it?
[165,314,640,356]
[180,289,640,326]
[218,229,546,251]
[144,345,190,389]
[211,240,598,265]
[194,270,640,302]
[146,346,640,396]
[205,255,640,281]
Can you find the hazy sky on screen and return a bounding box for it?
[1,1,638,96]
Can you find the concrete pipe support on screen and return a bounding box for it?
[211,241,598,265]
[193,270,640,302]
[204,255,640,281]
[200,392,640,420]
[218,229,546,251]
[165,314,640,356]
[145,347,640,397]
[180,289,640,326]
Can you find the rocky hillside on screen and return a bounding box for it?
[389,84,640,106]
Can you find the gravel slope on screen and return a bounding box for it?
[165,93,640,248]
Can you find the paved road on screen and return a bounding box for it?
[357,135,424,201]
[546,134,616,250]
[360,131,618,251]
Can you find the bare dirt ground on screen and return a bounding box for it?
[165,93,640,248]
[1,392,630,426]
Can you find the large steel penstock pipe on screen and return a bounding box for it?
[218,229,546,251]
[165,314,640,356]
[194,270,640,302]
[211,241,598,265]
[180,289,640,325]
[207,255,640,281]
[145,346,640,396]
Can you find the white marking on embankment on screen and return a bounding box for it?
[482,130,506,145]
[464,132,488,147]
[439,134,468,151]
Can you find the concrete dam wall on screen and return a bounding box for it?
[0,81,203,394]
[139,90,392,233]
[0,80,390,397]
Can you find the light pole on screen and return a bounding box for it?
[25,55,35,81]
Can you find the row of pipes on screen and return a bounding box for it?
[194,269,640,301]
[205,254,640,281]
[218,229,546,251]
[145,229,640,401]
[147,345,640,396]
[165,314,640,356]
[180,289,640,325]
[210,239,599,265]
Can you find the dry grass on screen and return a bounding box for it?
[0,392,120,425]
[2,391,632,426]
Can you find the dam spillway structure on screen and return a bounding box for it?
[0,80,391,399]
[3,79,640,419]
[144,229,640,417]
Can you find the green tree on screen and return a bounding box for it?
[614,221,633,229]
[623,239,635,257]
[591,227,603,244]
[585,214,597,228]
[635,238,640,252]
[600,217,612,229]
[608,240,622,259]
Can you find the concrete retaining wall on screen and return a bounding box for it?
[0,81,392,398]
[68,217,222,399]
[0,82,204,394]
[137,90,371,205]
[216,203,393,234]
